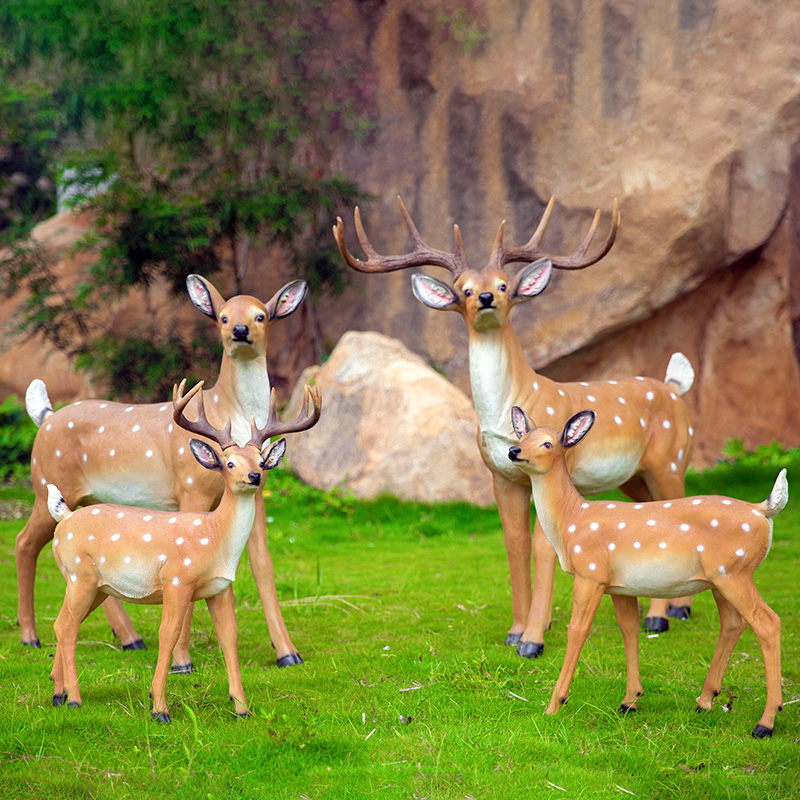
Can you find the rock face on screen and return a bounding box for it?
[283,331,494,506]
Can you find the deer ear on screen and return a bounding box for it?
[560,410,595,448]
[411,274,460,310]
[267,280,308,321]
[511,259,552,303]
[189,439,223,471]
[261,438,286,470]
[187,275,225,320]
[511,406,531,439]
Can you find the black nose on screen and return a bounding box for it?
[248,472,261,485]
[479,292,494,308]
[509,446,521,462]
[233,325,250,341]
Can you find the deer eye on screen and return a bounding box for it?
[227,461,234,469]
[542,441,552,449]
[464,288,473,298]
[221,316,229,324]
[498,283,507,292]
[255,313,265,323]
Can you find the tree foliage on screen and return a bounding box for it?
[0,0,371,400]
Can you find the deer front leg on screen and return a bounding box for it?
[611,594,644,712]
[206,586,248,717]
[15,500,57,647]
[546,578,604,714]
[518,515,557,658]
[151,586,194,723]
[492,474,533,648]
[246,497,301,667]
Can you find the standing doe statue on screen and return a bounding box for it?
[334,197,695,656]
[19,275,308,669]
[508,406,786,738]
[48,378,321,722]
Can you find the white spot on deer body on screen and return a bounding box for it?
[607,503,616,509]
[663,421,671,429]
[53,538,59,546]
[697,544,704,552]
[718,565,726,574]
[692,499,702,505]
[99,556,105,564]
[187,477,193,485]
[633,541,641,549]
[608,381,618,385]
[647,520,656,526]
[670,463,677,472]
[117,512,124,519]
[635,376,645,381]
[214,394,219,404]
[639,418,646,427]
[70,573,77,582]
[168,424,174,433]
[663,502,672,508]
[110,449,116,456]
[124,556,131,564]
[659,542,667,549]
[589,563,596,571]
[618,522,626,530]
[736,548,745,557]
[98,426,105,433]
[670,392,677,400]
[200,538,209,545]
[169,517,177,524]
[568,524,576,533]
[46,423,52,431]
[580,382,588,386]
[590,522,599,531]
[752,509,762,517]
[40,478,46,485]
[92,509,100,515]
[160,405,168,412]
[125,407,134,413]
[82,454,88,462]
[172,576,180,585]
[646,392,654,401]
[132,425,140,432]
[689,427,694,436]
[574,545,581,553]
[159,554,166,562]
[66,532,73,540]
[587,395,596,402]
[88,535,94,541]
[143,534,152,542]
[193,518,202,526]
[742,523,750,532]
[711,519,719,528]
[100,403,108,409]
[634,504,643,510]
[176,537,184,545]
[618,397,626,404]
[558,389,565,397]
[74,556,80,564]
[614,416,622,425]
[609,543,616,550]
[678,449,684,460]
[68,421,74,429]
[111,533,120,542]
[581,503,589,509]
[546,407,554,415]
[532,381,539,390]
[183,558,192,566]
[146,450,153,458]
[56,450,61,458]
[722,500,731,505]
[680,524,690,531]
[179,447,185,455]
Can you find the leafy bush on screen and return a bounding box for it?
[0,394,37,483]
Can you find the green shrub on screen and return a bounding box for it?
[0,394,37,483]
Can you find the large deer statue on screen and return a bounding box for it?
[508,406,786,738]
[18,275,308,669]
[48,378,321,722]
[334,198,695,656]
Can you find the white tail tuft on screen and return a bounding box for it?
[763,469,789,518]
[46,484,72,522]
[26,379,54,428]
[664,352,695,396]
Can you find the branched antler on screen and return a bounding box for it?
[246,385,322,451]
[172,379,236,449]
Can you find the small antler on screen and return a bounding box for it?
[333,196,468,278]
[246,385,322,451]
[490,197,620,271]
[173,379,236,450]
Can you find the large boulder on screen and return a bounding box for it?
[283,330,494,506]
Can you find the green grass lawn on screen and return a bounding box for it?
[1,464,798,799]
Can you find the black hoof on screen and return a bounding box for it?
[122,639,147,651]
[643,616,669,633]
[752,724,773,739]
[667,605,691,621]
[53,692,67,707]
[619,703,637,714]
[152,711,171,724]
[516,641,544,659]
[235,711,250,720]
[23,638,41,649]
[505,632,523,646]
[67,700,81,709]
[170,662,195,674]
[276,652,303,668]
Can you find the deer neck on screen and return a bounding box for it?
[212,353,270,446]
[213,487,257,569]
[468,320,533,432]
[529,458,584,569]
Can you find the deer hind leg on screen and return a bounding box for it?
[712,579,782,737]
[246,498,302,667]
[15,498,57,647]
[696,588,746,713]
[101,596,146,651]
[492,475,536,649]
[151,585,194,723]
[611,594,644,712]
[206,585,248,717]
[169,603,196,674]
[546,578,604,714]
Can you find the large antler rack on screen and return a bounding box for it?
[489,196,620,271]
[173,379,236,450]
[245,385,322,452]
[333,196,468,279]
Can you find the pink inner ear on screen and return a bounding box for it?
[516,261,551,297]
[187,278,214,316]
[415,276,456,307]
[277,285,303,312]
[566,415,592,444]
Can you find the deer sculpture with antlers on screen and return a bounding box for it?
[334,198,695,657]
[47,378,322,722]
[19,275,308,670]
[508,406,786,738]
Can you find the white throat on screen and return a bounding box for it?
[469,332,514,431]
[227,356,270,446]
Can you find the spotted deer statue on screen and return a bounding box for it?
[334,197,695,657]
[508,406,786,738]
[48,378,321,722]
[19,275,308,669]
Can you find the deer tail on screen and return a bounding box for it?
[664,352,694,396]
[26,379,54,427]
[46,484,73,522]
[759,469,788,518]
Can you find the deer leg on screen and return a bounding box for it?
[712,579,782,737]
[206,586,248,717]
[246,497,301,666]
[611,594,644,712]
[492,474,534,648]
[101,597,146,651]
[546,578,604,714]
[169,603,196,674]
[518,515,557,658]
[15,499,57,648]
[696,588,746,713]
[151,585,194,723]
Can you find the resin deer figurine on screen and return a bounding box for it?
[508,406,786,738]
[47,378,322,722]
[334,197,695,656]
[19,275,308,670]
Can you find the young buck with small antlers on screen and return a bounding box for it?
[508,406,787,738]
[334,197,695,656]
[47,378,321,722]
[19,275,308,670]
